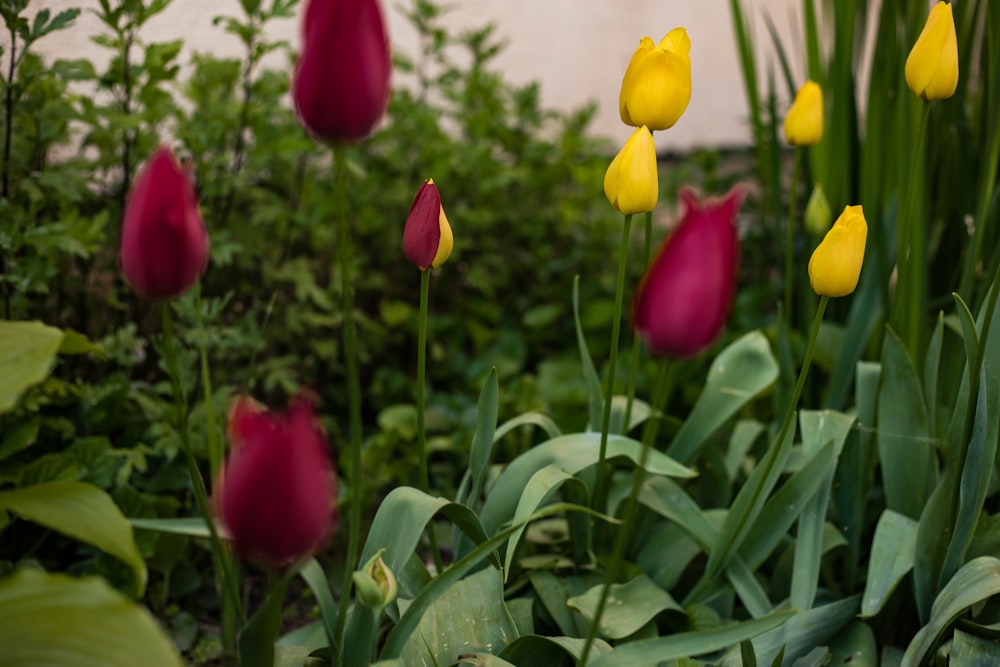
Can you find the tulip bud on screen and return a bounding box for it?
[292,0,392,143]
[604,126,658,216]
[808,205,868,297]
[783,80,824,147]
[804,184,832,236]
[619,28,692,131]
[119,146,209,301]
[353,550,398,612]
[631,187,744,357]
[905,1,959,102]
[403,179,453,270]
[215,394,338,566]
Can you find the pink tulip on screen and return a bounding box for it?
[119,146,209,300]
[632,187,744,358]
[216,395,338,566]
[292,0,392,143]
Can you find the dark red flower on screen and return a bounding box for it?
[631,186,744,358]
[119,146,209,300]
[402,180,453,270]
[292,0,392,143]
[216,395,338,566]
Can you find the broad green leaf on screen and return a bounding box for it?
[904,557,1000,665]
[718,596,860,666]
[590,610,795,667]
[464,368,500,508]
[360,487,492,598]
[862,510,919,617]
[0,481,146,594]
[0,569,181,667]
[398,567,518,666]
[567,574,682,639]
[668,330,779,464]
[828,621,878,667]
[239,570,293,667]
[458,655,517,666]
[58,328,105,358]
[472,432,694,555]
[498,635,612,665]
[573,276,604,431]
[502,464,588,578]
[492,412,561,445]
[791,410,855,610]
[724,420,765,481]
[0,320,64,413]
[298,559,339,658]
[950,629,1000,666]
[877,327,934,519]
[528,572,595,637]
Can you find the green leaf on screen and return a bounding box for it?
[667,330,779,464]
[465,368,500,507]
[57,328,106,358]
[498,635,612,665]
[567,574,682,639]
[492,412,561,444]
[877,327,934,519]
[904,557,1000,665]
[573,276,604,431]
[239,570,292,667]
[0,481,146,595]
[398,567,518,665]
[590,610,795,667]
[298,559,339,658]
[0,321,64,413]
[950,629,1000,666]
[861,510,918,617]
[828,621,878,667]
[0,569,181,666]
[130,517,212,537]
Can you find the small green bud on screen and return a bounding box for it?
[353,550,397,612]
[804,183,833,236]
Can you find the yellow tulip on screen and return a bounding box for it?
[905,1,958,102]
[783,81,823,146]
[619,28,692,131]
[604,126,658,215]
[808,205,867,297]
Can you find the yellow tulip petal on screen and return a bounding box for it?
[783,80,823,146]
[905,1,958,101]
[808,205,867,297]
[430,208,453,268]
[604,126,658,215]
[619,27,692,130]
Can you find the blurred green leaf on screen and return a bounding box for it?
[0,321,63,413]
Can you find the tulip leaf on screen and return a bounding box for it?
[0,481,147,595]
[903,557,1000,666]
[717,596,860,666]
[566,574,683,640]
[667,330,779,464]
[0,320,64,414]
[298,558,340,658]
[860,510,919,617]
[0,569,181,667]
[361,486,494,599]
[471,432,694,558]
[460,367,499,508]
[573,276,605,431]
[828,621,878,667]
[498,635,612,665]
[239,569,293,667]
[877,327,933,519]
[492,411,562,445]
[950,629,1000,666]
[591,610,795,667]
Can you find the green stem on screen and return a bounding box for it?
[334,145,364,651]
[623,211,654,430]
[159,302,245,652]
[194,280,222,479]
[580,361,674,667]
[416,268,444,571]
[784,149,802,326]
[891,103,930,362]
[593,214,634,509]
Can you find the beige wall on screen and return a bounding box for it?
[22,0,807,151]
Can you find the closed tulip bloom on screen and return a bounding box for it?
[808,205,868,297]
[120,146,209,301]
[783,80,824,146]
[905,1,959,102]
[292,0,392,143]
[632,187,743,358]
[403,179,453,270]
[216,395,338,566]
[804,183,832,236]
[604,126,658,215]
[619,28,692,131]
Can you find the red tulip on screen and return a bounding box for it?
[402,179,453,270]
[292,0,392,143]
[631,186,744,358]
[216,395,338,566]
[119,146,209,300]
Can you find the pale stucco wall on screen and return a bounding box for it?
[21,0,808,151]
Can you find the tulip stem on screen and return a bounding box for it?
[333,145,364,651]
[159,301,245,653]
[784,149,802,326]
[416,268,445,571]
[594,213,633,509]
[623,211,653,431]
[194,280,222,480]
[580,360,675,667]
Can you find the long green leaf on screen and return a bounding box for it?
[860,510,919,617]
[0,481,146,595]
[298,559,339,658]
[464,368,500,508]
[567,574,682,640]
[573,276,604,431]
[498,635,612,665]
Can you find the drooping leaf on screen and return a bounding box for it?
[0,320,64,413]
[567,574,682,640]
[861,510,919,617]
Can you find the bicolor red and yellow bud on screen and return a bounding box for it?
[403,179,453,270]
